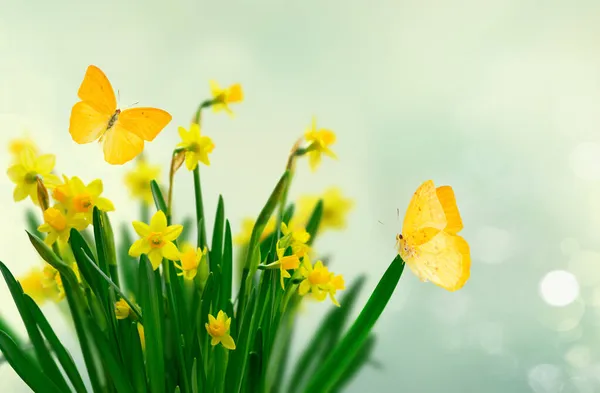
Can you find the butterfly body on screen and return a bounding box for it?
[398,180,470,291]
[69,65,172,165]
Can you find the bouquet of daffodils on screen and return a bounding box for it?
[0,66,470,393]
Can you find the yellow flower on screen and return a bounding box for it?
[298,257,342,305]
[174,245,207,281]
[277,222,310,260]
[210,80,243,116]
[38,206,87,246]
[325,274,345,307]
[298,187,354,231]
[7,147,60,205]
[233,217,277,245]
[128,210,183,270]
[124,158,161,205]
[265,255,301,289]
[176,123,215,170]
[115,298,131,320]
[18,267,59,305]
[304,118,337,171]
[58,176,115,223]
[205,310,236,350]
[9,136,38,158]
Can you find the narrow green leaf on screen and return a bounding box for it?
[0,331,65,393]
[305,199,323,245]
[139,255,166,393]
[227,288,256,393]
[25,209,42,238]
[151,180,168,216]
[117,223,138,298]
[303,255,405,392]
[211,195,225,275]
[88,322,135,393]
[332,335,377,393]
[69,229,102,294]
[179,216,194,245]
[221,221,233,312]
[243,171,289,279]
[24,295,87,393]
[129,321,147,393]
[193,167,208,248]
[0,261,70,392]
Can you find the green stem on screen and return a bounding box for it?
[141,202,150,224]
[193,166,208,248]
[194,100,214,124]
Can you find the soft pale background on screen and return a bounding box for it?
[2,0,600,392]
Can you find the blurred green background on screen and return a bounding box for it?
[2,1,600,392]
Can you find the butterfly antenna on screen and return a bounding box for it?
[125,101,139,109]
[117,89,121,107]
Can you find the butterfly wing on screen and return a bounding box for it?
[402,180,447,246]
[69,65,117,144]
[404,231,470,291]
[118,108,172,141]
[77,65,117,114]
[102,125,144,165]
[435,186,463,234]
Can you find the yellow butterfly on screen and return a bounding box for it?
[69,65,172,165]
[396,180,470,291]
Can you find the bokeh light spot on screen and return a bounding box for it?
[539,270,580,307]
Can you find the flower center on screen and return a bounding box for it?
[44,208,67,231]
[148,233,165,249]
[73,193,93,212]
[25,172,38,184]
[308,269,330,286]
[208,321,226,337]
[52,185,69,203]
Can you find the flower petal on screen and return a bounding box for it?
[163,224,183,242]
[150,210,167,232]
[211,336,221,346]
[96,197,115,212]
[132,221,151,237]
[161,242,180,261]
[178,126,189,142]
[128,239,149,257]
[147,249,163,270]
[221,334,236,350]
[88,179,103,196]
[7,165,26,183]
[185,152,198,171]
[20,148,36,170]
[13,185,29,202]
[298,279,311,296]
[35,154,56,174]
[45,232,58,246]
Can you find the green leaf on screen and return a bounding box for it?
[244,171,289,281]
[117,223,138,298]
[221,221,233,312]
[332,335,377,393]
[227,288,256,393]
[151,180,168,216]
[303,255,405,392]
[25,209,42,238]
[139,255,166,393]
[88,322,135,393]
[305,199,323,245]
[69,229,102,294]
[0,331,65,393]
[0,261,70,392]
[211,195,225,275]
[193,167,208,248]
[24,295,87,393]
[179,216,195,245]
[129,321,147,393]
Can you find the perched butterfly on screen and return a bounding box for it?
[396,180,470,291]
[69,65,172,165]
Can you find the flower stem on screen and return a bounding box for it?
[193,166,207,248]
[141,202,149,224]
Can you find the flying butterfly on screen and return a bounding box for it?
[397,180,471,291]
[69,65,172,165]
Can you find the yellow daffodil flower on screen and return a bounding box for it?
[57,176,115,223]
[298,257,337,304]
[233,217,277,245]
[174,245,207,280]
[325,274,345,307]
[205,310,236,350]
[115,298,131,320]
[304,118,337,171]
[38,206,87,246]
[7,147,60,205]
[128,210,183,270]
[210,80,243,116]
[18,267,59,305]
[176,123,215,170]
[277,222,310,260]
[298,187,354,231]
[9,136,38,159]
[124,158,161,206]
[264,254,301,289]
